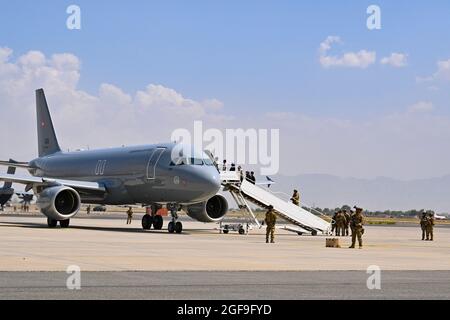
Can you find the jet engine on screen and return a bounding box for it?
[37,186,81,220]
[186,194,228,223]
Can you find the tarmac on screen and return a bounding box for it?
[1,271,449,300]
[0,214,449,299]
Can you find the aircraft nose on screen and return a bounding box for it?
[198,168,221,199]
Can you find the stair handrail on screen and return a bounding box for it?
[238,181,330,221]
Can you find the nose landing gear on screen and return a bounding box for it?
[168,203,182,234]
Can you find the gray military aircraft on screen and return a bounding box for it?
[0,89,227,232]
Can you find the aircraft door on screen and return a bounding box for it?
[146,148,166,179]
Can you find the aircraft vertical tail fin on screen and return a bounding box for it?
[36,89,61,157]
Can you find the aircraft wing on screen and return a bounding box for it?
[0,173,106,193]
[0,160,31,169]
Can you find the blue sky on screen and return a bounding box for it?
[2,1,450,180]
[2,0,449,119]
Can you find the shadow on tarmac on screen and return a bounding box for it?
[0,221,196,235]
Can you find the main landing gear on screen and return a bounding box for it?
[141,204,165,231]
[47,218,70,228]
[142,214,164,230]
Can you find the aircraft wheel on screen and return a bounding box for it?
[175,222,183,234]
[47,218,57,228]
[153,215,163,230]
[142,215,153,230]
[60,219,70,228]
[168,221,175,233]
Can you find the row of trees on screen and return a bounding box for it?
[313,206,433,218]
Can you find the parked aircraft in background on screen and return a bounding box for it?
[434,213,448,220]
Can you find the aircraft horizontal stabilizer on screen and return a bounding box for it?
[0,160,31,169]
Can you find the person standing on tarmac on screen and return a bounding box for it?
[425,211,435,241]
[349,206,365,249]
[126,207,133,225]
[265,205,277,243]
[343,209,351,236]
[420,210,428,241]
[331,211,338,235]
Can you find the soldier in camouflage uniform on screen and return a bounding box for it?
[420,211,427,240]
[265,205,277,243]
[335,210,346,236]
[425,211,435,241]
[290,190,300,206]
[349,206,365,249]
[126,207,133,225]
[343,209,351,236]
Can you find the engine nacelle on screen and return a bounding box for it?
[186,194,228,223]
[37,186,81,221]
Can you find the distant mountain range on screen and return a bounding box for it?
[262,174,450,213]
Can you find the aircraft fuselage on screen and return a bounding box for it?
[28,143,221,206]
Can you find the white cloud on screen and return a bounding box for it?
[51,53,80,71]
[1,46,449,181]
[0,47,13,63]
[435,59,450,80]
[319,36,376,69]
[408,101,434,113]
[18,51,46,68]
[380,53,408,67]
[0,47,227,159]
[417,58,450,84]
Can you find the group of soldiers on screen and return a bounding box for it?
[331,209,352,237]
[265,189,366,248]
[330,207,365,248]
[264,199,366,248]
[420,210,435,241]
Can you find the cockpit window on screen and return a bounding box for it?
[203,157,214,166]
[170,143,215,166]
[190,158,204,165]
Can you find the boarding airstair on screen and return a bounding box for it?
[220,171,331,235]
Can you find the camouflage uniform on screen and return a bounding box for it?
[126,207,133,225]
[335,211,346,236]
[425,212,435,241]
[349,208,365,248]
[344,211,351,236]
[291,190,300,206]
[420,212,427,240]
[265,207,277,243]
